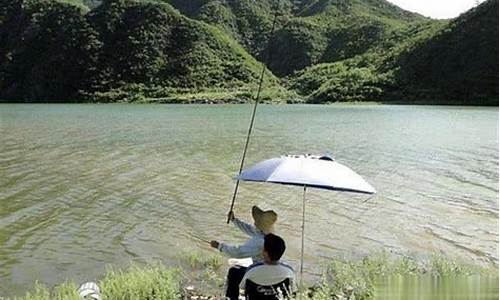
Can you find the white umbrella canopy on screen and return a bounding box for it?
[237,154,376,194]
[236,154,376,286]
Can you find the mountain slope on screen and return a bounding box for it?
[388,0,499,104]
[268,0,429,75]
[165,0,287,58]
[289,0,498,105]
[0,0,287,102]
[165,0,427,76]
[0,0,497,104]
[0,0,100,101]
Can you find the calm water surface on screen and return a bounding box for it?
[0,104,498,297]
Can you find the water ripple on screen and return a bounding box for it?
[0,104,497,297]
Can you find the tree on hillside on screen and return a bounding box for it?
[1,0,101,101]
[393,0,499,104]
[90,1,178,87]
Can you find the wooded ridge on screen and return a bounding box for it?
[0,0,497,105]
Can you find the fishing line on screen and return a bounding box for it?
[226,9,280,223]
[192,234,211,244]
[182,230,211,244]
[351,195,379,223]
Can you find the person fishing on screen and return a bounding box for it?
[210,205,278,300]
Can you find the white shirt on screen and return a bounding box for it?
[239,261,296,291]
[218,217,265,262]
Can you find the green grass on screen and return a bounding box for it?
[309,252,498,300]
[9,282,80,300]
[176,249,226,296]
[84,83,296,103]
[182,250,223,271]
[54,0,90,11]
[8,264,181,300]
[99,264,181,299]
[6,251,497,300]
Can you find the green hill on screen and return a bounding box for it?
[164,0,427,76]
[267,0,428,76]
[0,0,288,102]
[0,0,497,104]
[164,0,288,59]
[388,0,499,104]
[289,0,498,105]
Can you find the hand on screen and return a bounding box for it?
[227,210,235,222]
[210,240,220,249]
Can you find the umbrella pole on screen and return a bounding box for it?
[300,185,306,291]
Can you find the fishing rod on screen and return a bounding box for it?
[227,8,280,224]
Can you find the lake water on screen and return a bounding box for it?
[0,104,498,297]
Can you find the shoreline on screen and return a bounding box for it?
[0,101,498,107]
[2,252,497,300]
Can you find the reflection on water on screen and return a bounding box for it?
[0,104,498,297]
[374,276,499,300]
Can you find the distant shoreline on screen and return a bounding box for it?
[1,100,498,106]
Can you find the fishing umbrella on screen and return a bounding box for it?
[236,154,376,284]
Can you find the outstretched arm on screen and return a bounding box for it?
[217,237,263,259]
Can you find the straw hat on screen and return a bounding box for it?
[252,205,278,234]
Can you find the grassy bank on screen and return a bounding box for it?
[6,252,497,300]
[75,84,299,104]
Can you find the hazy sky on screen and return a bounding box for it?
[387,0,486,19]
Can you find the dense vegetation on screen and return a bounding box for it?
[389,0,499,105]
[6,251,498,300]
[161,0,425,76]
[0,0,497,104]
[0,0,289,102]
[290,0,498,104]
